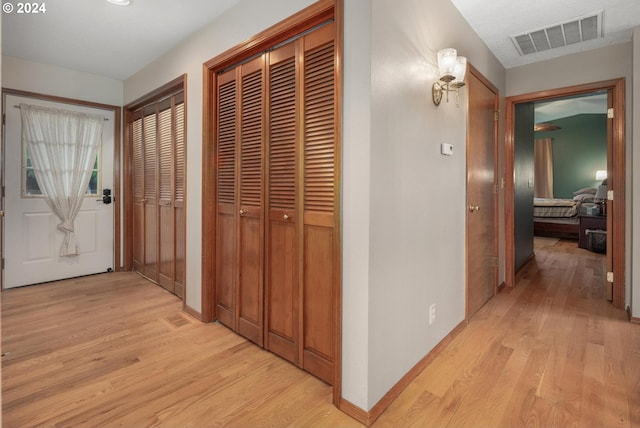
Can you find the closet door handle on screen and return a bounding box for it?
[468,205,480,212]
[163,201,172,206]
[239,209,247,215]
[283,214,290,220]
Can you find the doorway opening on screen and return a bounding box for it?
[505,79,625,308]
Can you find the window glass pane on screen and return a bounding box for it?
[24,153,100,197]
[25,169,42,195]
[87,170,98,195]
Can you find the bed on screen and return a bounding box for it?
[533,187,599,240]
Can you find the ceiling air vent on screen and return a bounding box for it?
[510,11,604,56]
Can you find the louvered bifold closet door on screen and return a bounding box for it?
[157,102,175,294]
[265,41,298,364]
[300,22,337,385]
[236,56,265,345]
[132,114,145,272]
[143,106,159,281]
[215,68,238,329]
[174,99,186,299]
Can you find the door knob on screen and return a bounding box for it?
[283,214,290,220]
[239,209,247,215]
[468,205,480,212]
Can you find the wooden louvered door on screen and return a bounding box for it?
[300,23,337,385]
[236,57,265,345]
[212,22,338,386]
[142,107,159,281]
[157,94,186,298]
[158,104,175,293]
[173,101,186,298]
[132,116,145,272]
[265,41,298,364]
[129,89,186,299]
[215,69,238,328]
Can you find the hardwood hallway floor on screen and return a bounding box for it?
[2,240,639,427]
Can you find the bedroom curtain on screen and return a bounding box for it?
[534,138,554,198]
[20,103,104,256]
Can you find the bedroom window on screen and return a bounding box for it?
[23,147,100,197]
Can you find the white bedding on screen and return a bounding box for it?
[534,198,578,218]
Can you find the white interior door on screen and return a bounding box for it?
[3,94,115,289]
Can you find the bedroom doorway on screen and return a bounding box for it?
[505,79,625,309]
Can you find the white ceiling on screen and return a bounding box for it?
[1,0,240,80]
[535,93,607,123]
[450,0,640,69]
[2,0,639,80]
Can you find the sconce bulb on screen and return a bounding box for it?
[453,56,467,83]
[437,48,457,81]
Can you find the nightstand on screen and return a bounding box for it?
[578,214,607,249]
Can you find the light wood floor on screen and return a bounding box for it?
[2,240,639,427]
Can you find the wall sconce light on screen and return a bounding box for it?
[432,48,467,107]
[595,170,607,181]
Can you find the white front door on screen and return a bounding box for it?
[3,94,115,289]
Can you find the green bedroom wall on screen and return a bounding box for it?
[535,113,607,198]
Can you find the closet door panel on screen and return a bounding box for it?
[158,106,175,293]
[132,116,144,272]
[265,43,298,363]
[174,101,186,299]
[216,70,238,328]
[302,223,334,384]
[266,216,297,362]
[301,24,336,385]
[236,58,265,345]
[143,110,158,281]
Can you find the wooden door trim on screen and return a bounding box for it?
[504,78,625,308]
[2,87,122,275]
[465,64,500,320]
[202,0,342,404]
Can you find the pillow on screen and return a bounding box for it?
[573,187,597,196]
[573,193,595,203]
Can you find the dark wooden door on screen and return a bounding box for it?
[158,105,175,294]
[215,69,238,329]
[466,66,498,319]
[265,41,299,363]
[173,101,186,299]
[143,108,158,281]
[300,23,337,385]
[211,22,338,386]
[237,57,265,345]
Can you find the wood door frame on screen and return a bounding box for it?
[202,0,342,404]
[1,88,122,283]
[465,64,500,320]
[504,78,626,308]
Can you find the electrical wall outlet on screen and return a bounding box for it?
[429,304,436,325]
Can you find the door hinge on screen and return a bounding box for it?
[493,184,499,194]
[607,271,614,283]
[494,110,499,121]
[492,256,499,267]
[607,108,614,119]
[607,190,614,201]
[2,113,5,126]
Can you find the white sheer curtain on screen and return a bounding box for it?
[534,138,554,199]
[20,103,104,256]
